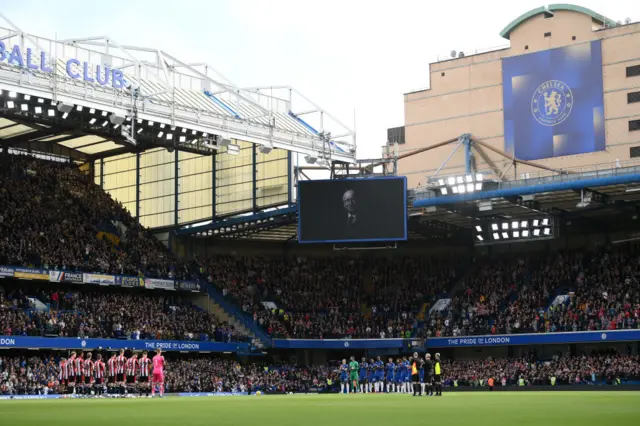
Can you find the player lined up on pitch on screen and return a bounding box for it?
[55,348,166,398]
[339,353,443,396]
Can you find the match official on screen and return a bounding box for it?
[424,353,434,396]
[411,352,423,396]
[434,353,442,396]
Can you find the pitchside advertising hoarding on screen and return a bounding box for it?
[298,177,408,244]
[502,40,605,161]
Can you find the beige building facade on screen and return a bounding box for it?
[399,5,640,189]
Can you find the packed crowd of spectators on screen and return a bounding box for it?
[442,351,640,387]
[0,282,242,342]
[0,156,188,278]
[427,245,640,338]
[165,357,334,394]
[203,255,460,339]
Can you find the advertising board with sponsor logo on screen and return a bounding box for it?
[0,265,201,293]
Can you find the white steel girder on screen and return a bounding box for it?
[0,16,356,163]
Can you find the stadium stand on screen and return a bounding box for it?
[0,282,243,342]
[0,156,188,278]
[203,255,461,339]
[426,245,640,337]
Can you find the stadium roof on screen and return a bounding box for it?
[500,4,617,40]
[0,15,356,164]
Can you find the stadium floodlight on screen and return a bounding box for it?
[476,173,483,181]
[137,128,143,134]
[160,123,166,129]
[475,183,482,191]
[227,143,241,155]
[491,223,499,231]
[34,106,42,114]
[157,131,164,138]
[258,145,272,154]
[192,130,197,135]
[543,228,551,236]
[456,176,464,184]
[182,128,187,133]
[476,235,484,241]
[166,133,173,140]
[513,231,520,238]
[522,230,530,237]
[465,175,473,183]
[148,121,154,126]
[475,225,482,232]
[171,126,176,131]
[76,105,83,112]
[441,187,448,195]
[62,113,68,119]
[501,223,508,230]
[451,186,458,194]
[447,177,456,186]
[137,119,143,124]
[304,154,317,164]
[501,232,509,239]
[20,104,28,111]
[466,183,474,192]
[203,132,209,137]
[533,219,540,227]
[57,103,73,113]
[533,229,541,236]
[89,108,95,114]
[438,179,445,186]
[511,221,519,229]
[89,118,97,124]
[101,111,108,117]
[24,95,31,100]
[457,184,466,194]
[493,233,500,240]
[179,136,186,143]
[113,124,120,130]
[47,109,55,117]
[6,101,14,109]
[9,91,17,98]
[37,98,44,104]
[520,220,528,228]
[102,120,109,127]
[542,218,550,226]
[109,114,125,125]
[126,116,131,122]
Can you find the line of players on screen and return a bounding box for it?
[57,348,166,398]
[339,353,442,396]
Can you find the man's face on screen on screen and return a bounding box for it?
[342,190,356,213]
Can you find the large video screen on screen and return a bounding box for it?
[298,177,407,244]
[502,40,605,161]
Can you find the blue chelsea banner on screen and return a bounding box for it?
[502,40,605,161]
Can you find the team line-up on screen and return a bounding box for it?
[339,353,443,396]
[57,348,166,398]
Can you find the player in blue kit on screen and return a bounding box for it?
[385,358,395,393]
[395,358,403,392]
[373,356,384,393]
[359,357,369,393]
[403,356,411,393]
[367,358,375,393]
[339,359,349,394]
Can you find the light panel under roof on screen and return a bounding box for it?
[58,135,107,149]
[77,141,121,154]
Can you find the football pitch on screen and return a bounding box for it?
[2,392,639,426]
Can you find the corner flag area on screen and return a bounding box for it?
[2,392,638,426]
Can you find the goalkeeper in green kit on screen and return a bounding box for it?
[348,356,359,393]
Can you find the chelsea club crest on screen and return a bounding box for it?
[531,80,573,126]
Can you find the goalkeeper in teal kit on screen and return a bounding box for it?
[348,356,359,393]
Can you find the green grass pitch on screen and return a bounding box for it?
[2,392,639,426]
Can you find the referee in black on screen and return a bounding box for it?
[424,353,434,396]
[434,352,443,396]
[411,352,423,396]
